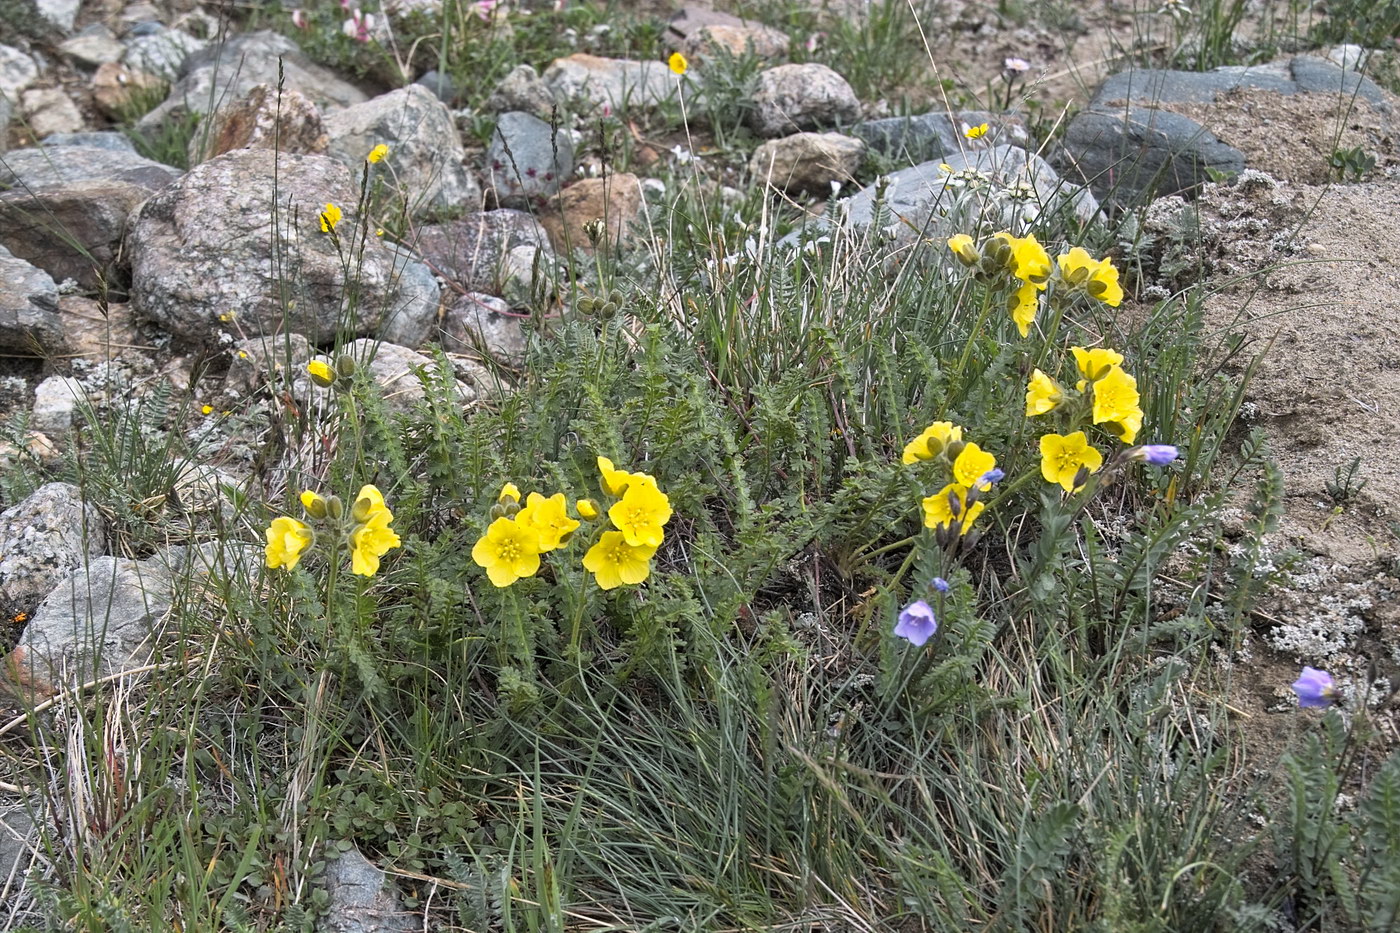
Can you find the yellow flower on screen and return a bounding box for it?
[1070,346,1125,383]
[300,489,329,519]
[308,359,336,387]
[901,421,963,465]
[947,233,980,266]
[597,456,635,496]
[367,143,389,164]
[1025,369,1064,416]
[608,477,672,548]
[350,510,401,576]
[1057,247,1124,307]
[583,530,658,590]
[1008,281,1039,337]
[1039,431,1104,492]
[201,404,214,415]
[952,442,996,489]
[1091,365,1143,444]
[319,203,342,233]
[471,517,542,587]
[965,122,989,139]
[517,492,580,552]
[576,498,599,520]
[992,232,1051,287]
[921,483,984,535]
[668,51,688,75]
[265,516,314,570]
[351,484,388,523]
[498,482,521,503]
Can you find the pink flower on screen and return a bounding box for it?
[475,0,500,21]
[342,9,374,42]
[290,8,308,29]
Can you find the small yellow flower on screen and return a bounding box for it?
[668,51,688,76]
[471,517,542,587]
[992,232,1051,287]
[351,484,389,523]
[952,442,996,489]
[583,530,658,590]
[608,477,672,548]
[367,143,389,164]
[498,483,521,504]
[1025,369,1064,416]
[597,456,634,496]
[1039,431,1104,492]
[1070,346,1125,384]
[517,491,580,552]
[947,233,980,266]
[300,490,329,519]
[1091,366,1143,444]
[576,498,599,520]
[237,350,249,359]
[318,203,342,233]
[1057,247,1124,307]
[1008,281,1039,337]
[201,404,214,415]
[308,360,336,387]
[350,510,401,576]
[965,122,989,139]
[218,311,236,322]
[265,516,314,570]
[902,421,963,465]
[921,483,983,535]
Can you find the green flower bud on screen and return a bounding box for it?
[335,355,358,378]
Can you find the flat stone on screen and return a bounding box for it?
[0,144,180,192]
[1091,57,1389,110]
[20,88,84,137]
[1061,106,1245,206]
[0,45,41,98]
[223,332,314,397]
[122,27,206,79]
[440,292,526,362]
[414,210,551,296]
[91,61,165,120]
[338,338,485,414]
[484,64,556,119]
[852,110,1027,164]
[376,243,443,349]
[0,482,105,612]
[540,173,644,250]
[485,111,573,208]
[60,26,125,67]
[30,375,84,434]
[320,845,415,933]
[41,131,137,151]
[57,295,143,358]
[542,53,680,113]
[0,180,154,289]
[35,0,80,33]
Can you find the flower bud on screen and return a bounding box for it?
[576,498,599,520]
[307,360,336,388]
[335,355,358,378]
[489,502,508,520]
[947,234,981,267]
[583,218,607,247]
[1072,465,1091,490]
[942,439,966,463]
[326,495,345,520]
[300,490,328,520]
[1129,444,1179,465]
[498,482,521,504]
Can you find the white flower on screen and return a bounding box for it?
[1004,56,1031,74]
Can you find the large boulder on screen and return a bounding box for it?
[126,149,440,347]
[0,482,105,613]
[543,54,680,112]
[137,31,368,133]
[485,111,573,208]
[325,84,480,216]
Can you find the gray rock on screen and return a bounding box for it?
[324,84,480,216]
[413,69,457,104]
[9,553,174,695]
[1288,55,1387,105]
[339,338,486,414]
[0,45,41,99]
[1326,44,1367,73]
[0,801,42,916]
[486,111,573,207]
[57,295,143,358]
[484,64,556,118]
[0,180,154,289]
[839,145,1099,245]
[749,63,861,137]
[441,292,525,361]
[1091,56,1389,110]
[0,145,182,192]
[223,332,314,397]
[41,131,137,151]
[0,245,62,355]
[138,31,368,133]
[20,87,84,137]
[750,132,864,194]
[413,210,551,296]
[667,7,789,61]
[35,0,80,32]
[60,25,126,68]
[1061,106,1245,206]
[126,149,437,347]
[376,244,443,349]
[320,845,415,933]
[123,26,206,79]
[543,54,679,112]
[30,375,84,434]
[0,95,10,155]
[0,482,104,612]
[852,110,1028,164]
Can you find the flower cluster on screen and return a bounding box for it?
[903,421,1001,541]
[945,233,1122,337]
[472,457,673,591]
[265,484,401,577]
